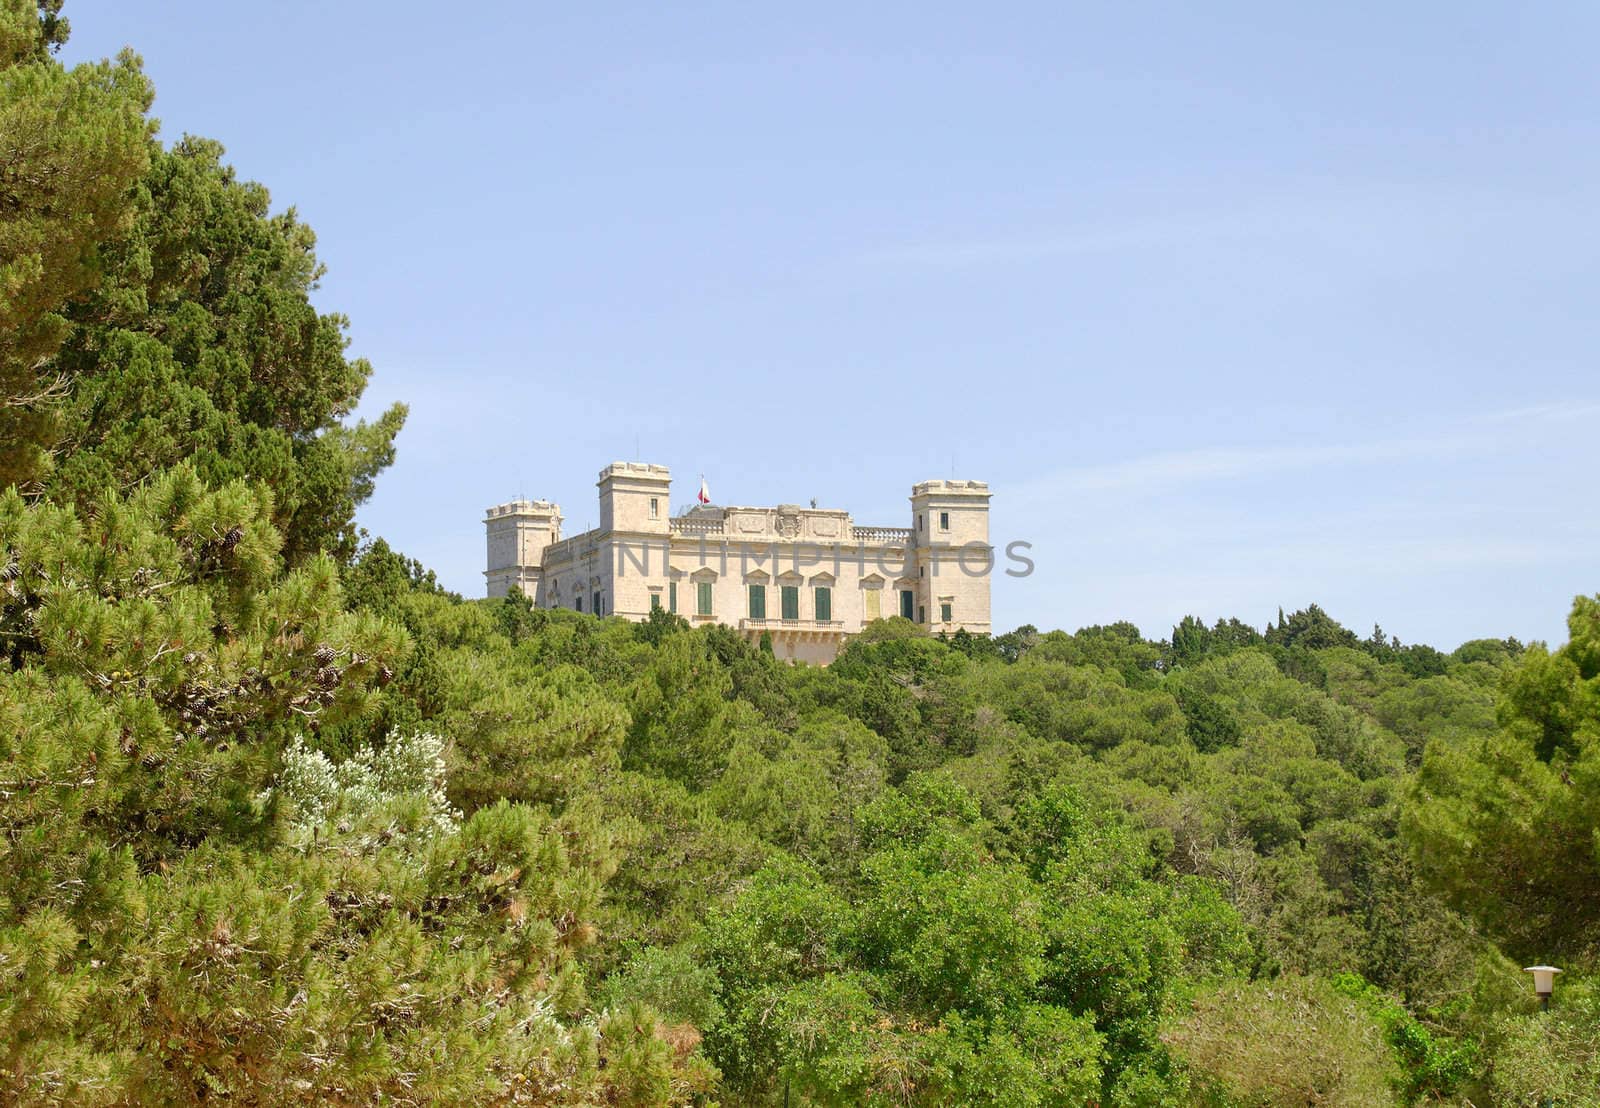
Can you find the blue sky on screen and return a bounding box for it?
[62,1,1600,648]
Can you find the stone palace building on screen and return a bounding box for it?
[485,463,992,664]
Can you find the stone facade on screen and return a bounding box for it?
[485,463,992,664]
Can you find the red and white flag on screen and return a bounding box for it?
[697,476,711,504]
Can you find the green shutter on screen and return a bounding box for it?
[900,590,914,619]
[669,582,677,613]
[651,593,661,610]
[940,602,952,623]
[697,581,713,616]
[748,584,765,619]
[781,585,799,620]
[815,586,831,621]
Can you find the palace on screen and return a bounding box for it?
[485,463,992,664]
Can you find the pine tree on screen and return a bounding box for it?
[45,137,405,562]
[0,0,154,486]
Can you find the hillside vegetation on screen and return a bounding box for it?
[4,4,1599,1104]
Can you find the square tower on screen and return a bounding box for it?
[597,462,672,535]
[910,480,992,634]
[484,499,562,599]
[597,463,673,618]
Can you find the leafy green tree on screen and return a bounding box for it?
[1267,604,1361,651]
[1169,614,1265,668]
[0,467,719,1102]
[701,857,859,1096]
[1453,636,1524,667]
[1330,972,1477,1103]
[634,602,689,646]
[1407,595,1600,959]
[341,535,456,616]
[45,136,406,562]
[854,778,1047,1021]
[1176,685,1243,752]
[1373,672,1495,765]
[593,771,769,968]
[0,465,401,860]
[438,650,627,811]
[624,630,741,789]
[1032,622,1164,687]
[992,622,1040,663]
[0,0,154,485]
[597,946,725,1030]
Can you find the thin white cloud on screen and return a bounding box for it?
[1470,400,1600,426]
[850,182,1526,272]
[1035,438,1459,495]
[851,184,1472,272]
[1015,402,1597,499]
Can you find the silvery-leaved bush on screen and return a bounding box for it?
[262,730,461,847]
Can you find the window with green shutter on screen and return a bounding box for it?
[900,590,914,620]
[940,601,952,623]
[697,581,713,616]
[781,585,799,620]
[651,592,661,610]
[814,586,831,622]
[748,584,766,619]
[669,581,677,613]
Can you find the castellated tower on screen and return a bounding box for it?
[909,480,992,635]
[484,499,561,599]
[597,462,672,535]
[596,462,671,616]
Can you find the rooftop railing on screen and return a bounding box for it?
[670,516,726,535]
[851,526,912,545]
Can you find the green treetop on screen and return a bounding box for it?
[0,0,154,487]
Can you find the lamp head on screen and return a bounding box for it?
[1524,965,1562,998]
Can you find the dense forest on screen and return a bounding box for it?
[4,3,1599,1104]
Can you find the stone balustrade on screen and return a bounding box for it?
[739,618,846,632]
[670,516,726,535]
[851,526,912,545]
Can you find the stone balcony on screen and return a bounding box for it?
[739,618,846,633]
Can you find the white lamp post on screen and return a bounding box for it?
[1524,965,1561,1011]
